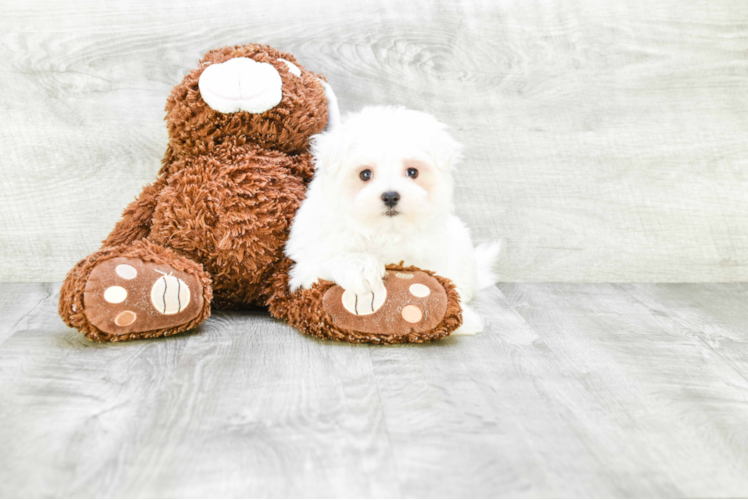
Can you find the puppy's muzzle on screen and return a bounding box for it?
[381,191,400,208]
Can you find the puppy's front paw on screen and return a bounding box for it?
[334,254,386,296]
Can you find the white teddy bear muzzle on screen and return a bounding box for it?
[198,57,283,114]
[198,56,340,131]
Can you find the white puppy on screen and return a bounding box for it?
[285,106,500,335]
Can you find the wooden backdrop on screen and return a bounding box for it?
[2,0,747,282]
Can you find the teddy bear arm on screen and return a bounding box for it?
[102,177,167,248]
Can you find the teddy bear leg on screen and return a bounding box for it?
[267,259,463,344]
[59,239,212,342]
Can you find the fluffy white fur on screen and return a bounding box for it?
[285,106,500,335]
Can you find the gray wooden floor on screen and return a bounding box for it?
[1,284,747,497]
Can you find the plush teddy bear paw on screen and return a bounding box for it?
[321,269,456,342]
[82,257,204,337]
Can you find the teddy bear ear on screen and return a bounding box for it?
[318,79,340,132]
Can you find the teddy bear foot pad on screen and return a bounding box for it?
[83,257,204,336]
[322,270,448,336]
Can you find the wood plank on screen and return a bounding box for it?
[498,282,748,497]
[0,282,57,345]
[107,312,398,498]
[0,286,396,497]
[368,286,646,497]
[2,283,748,497]
[0,286,192,497]
[621,283,748,383]
[2,0,748,282]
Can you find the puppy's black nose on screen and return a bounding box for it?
[381,191,400,208]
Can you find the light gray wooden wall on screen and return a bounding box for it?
[2,0,747,282]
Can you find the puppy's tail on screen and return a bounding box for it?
[475,240,502,290]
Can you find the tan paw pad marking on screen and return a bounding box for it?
[151,274,191,315]
[104,286,127,304]
[401,305,423,323]
[115,264,137,280]
[341,288,387,315]
[409,283,430,297]
[115,311,137,327]
[395,273,414,279]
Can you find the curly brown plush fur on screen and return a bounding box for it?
[58,43,463,343]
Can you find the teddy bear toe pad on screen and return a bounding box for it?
[83,257,203,336]
[322,271,448,336]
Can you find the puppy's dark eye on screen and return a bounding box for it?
[359,169,372,181]
[406,167,419,179]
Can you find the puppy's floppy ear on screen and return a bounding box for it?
[428,124,464,172]
[311,129,347,177]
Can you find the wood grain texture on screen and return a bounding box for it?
[1,0,748,282]
[1,282,748,497]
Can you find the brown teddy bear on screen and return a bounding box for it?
[59,44,462,344]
